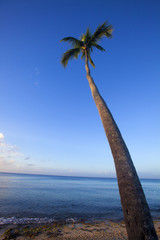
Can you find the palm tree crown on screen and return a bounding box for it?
[60,21,113,68]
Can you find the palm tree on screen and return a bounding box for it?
[60,21,157,240]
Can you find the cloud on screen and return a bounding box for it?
[0,137,22,167]
[24,157,31,161]
[0,135,34,173]
[27,163,35,167]
[0,133,4,139]
[0,141,20,156]
[0,156,15,165]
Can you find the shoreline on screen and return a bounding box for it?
[0,215,159,225]
[0,220,160,240]
[0,216,126,226]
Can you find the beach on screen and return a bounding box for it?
[0,220,160,240]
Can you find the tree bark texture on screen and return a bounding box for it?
[85,54,158,240]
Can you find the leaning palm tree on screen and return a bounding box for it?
[60,21,157,240]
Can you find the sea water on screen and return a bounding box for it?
[0,172,159,224]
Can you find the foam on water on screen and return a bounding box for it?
[0,216,80,225]
[0,217,55,225]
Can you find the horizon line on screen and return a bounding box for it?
[0,171,159,180]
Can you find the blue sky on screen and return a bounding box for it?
[0,0,160,178]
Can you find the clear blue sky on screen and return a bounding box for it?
[0,0,160,178]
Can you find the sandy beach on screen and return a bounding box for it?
[0,220,160,240]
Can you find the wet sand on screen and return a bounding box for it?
[0,220,160,240]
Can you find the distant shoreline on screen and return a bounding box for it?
[0,171,117,179]
[0,171,160,180]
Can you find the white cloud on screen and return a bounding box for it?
[0,135,33,173]
[0,156,15,165]
[0,141,20,156]
[0,138,22,167]
[0,133,4,139]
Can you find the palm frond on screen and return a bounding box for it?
[81,50,85,59]
[60,37,83,48]
[89,21,113,44]
[81,33,85,41]
[80,28,92,44]
[104,27,113,38]
[74,49,80,59]
[89,55,95,68]
[92,43,106,52]
[85,27,92,43]
[61,48,81,67]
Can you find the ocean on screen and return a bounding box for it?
[0,172,159,225]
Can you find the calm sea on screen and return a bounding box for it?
[0,172,159,224]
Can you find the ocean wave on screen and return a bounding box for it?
[0,217,56,225]
[0,216,80,225]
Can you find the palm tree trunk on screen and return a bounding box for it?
[85,53,157,240]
